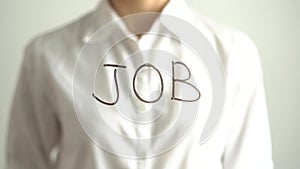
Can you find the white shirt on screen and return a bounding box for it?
[7,0,273,168]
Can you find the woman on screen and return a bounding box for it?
[7,0,273,168]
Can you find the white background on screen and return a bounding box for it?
[0,0,299,168]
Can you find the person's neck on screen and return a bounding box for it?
[109,0,170,39]
[110,0,169,17]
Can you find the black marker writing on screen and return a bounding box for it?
[92,61,201,105]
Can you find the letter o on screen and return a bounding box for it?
[133,63,164,103]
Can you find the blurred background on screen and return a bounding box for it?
[0,0,299,168]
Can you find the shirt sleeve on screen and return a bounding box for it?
[7,40,61,169]
[222,33,274,169]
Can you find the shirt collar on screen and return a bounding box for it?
[82,0,195,44]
